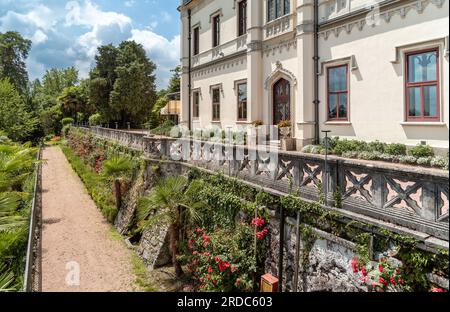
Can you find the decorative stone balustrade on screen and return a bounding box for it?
[87,127,449,240]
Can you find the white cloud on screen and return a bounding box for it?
[67,1,133,59]
[31,29,48,45]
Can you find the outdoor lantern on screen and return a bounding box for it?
[260,273,278,292]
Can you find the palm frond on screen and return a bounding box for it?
[102,156,133,179]
[0,264,15,292]
[0,192,19,216]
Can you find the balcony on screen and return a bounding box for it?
[192,34,248,68]
[263,14,295,41]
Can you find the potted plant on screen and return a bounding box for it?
[250,120,264,146]
[277,120,295,151]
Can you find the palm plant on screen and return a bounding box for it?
[0,264,15,292]
[138,176,204,277]
[102,155,133,210]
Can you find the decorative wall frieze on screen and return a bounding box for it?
[192,56,247,79]
[319,0,446,40]
[264,61,298,89]
[263,39,297,57]
[264,13,295,40]
[247,40,263,52]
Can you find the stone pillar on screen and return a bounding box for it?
[180,8,190,128]
[247,0,264,123]
[296,0,316,148]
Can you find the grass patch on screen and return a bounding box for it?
[131,253,158,292]
[60,145,117,222]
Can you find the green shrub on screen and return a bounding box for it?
[430,156,449,170]
[358,151,380,161]
[61,117,75,127]
[342,151,359,159]
[385,143,407,156]
[368,140,386,153]
[332,139,368,155]
[410,144,434,158]
[61,125,71,137]
[88,113,102,126]
[399,155,417,165]
[417,157,432,166]
[302,145,315,153]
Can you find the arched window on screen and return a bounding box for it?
[267,0,290,22]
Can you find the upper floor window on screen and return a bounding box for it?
[238,0,247,37]
[212,15,221,47]
[193,27,199,56]
[267,0,290,22]
[237,82,247,121]
[212,87,221,121]
[327,65,349,121]
[405,49,440,122]
[193,91,200,118]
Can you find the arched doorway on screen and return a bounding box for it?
[273,78,291,125]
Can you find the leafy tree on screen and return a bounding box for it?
[167,66,181,94]
[58,85,93,121]
[89,44,119,119]
[40,67,79,98]
[39,104,63,136]
[138,176,203,277]
[110,41,157,127]
[0,31,31,94]
[0,79,38,142]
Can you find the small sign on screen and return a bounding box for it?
[261,274,279,292]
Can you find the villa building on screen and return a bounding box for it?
[178,0,449,152]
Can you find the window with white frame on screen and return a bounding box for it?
[267,0,290,22]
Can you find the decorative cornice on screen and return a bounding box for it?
[297,20,315,35]
[192,55,247,78]
[247,40,263,52]
[319,0,446,40]
[264,61,298,89]
[263,39,297,57]
[319,55,358,75]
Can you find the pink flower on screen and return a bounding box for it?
[251,217,266,228]
[196,228,202,234]
[362,267,367,277]
[231,266,237,273]
[379,264,384,273]
[379,277,388,286]
[431,287,445,293]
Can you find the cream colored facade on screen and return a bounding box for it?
[179,0,449,151]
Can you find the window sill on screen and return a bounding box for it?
[400,122,446,126]
[236,120,250,124]
[324,121,352,125]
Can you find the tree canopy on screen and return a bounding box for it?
[0,79,38,142]
[0,31,31,95]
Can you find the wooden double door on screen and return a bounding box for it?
[273,78,291,125]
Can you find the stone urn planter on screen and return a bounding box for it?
[278,120,296,151]
[249,120,264,146]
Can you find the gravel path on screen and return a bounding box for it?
[41,146,137,292]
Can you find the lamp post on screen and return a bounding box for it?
[322,130,331,206]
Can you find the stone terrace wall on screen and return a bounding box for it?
[87,126,449,242]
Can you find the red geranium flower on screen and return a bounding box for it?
[379,264,384,273]
[208,266,213,274]
[390,277,396,285]
[379,277,388,286]
[361,267,367,277]
[218,260,231,272]
[196,228,202,234]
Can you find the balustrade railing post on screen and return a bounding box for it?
[422,182,438,221]
[371,172,386,209]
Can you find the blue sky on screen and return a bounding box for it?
[0,0,181,89]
